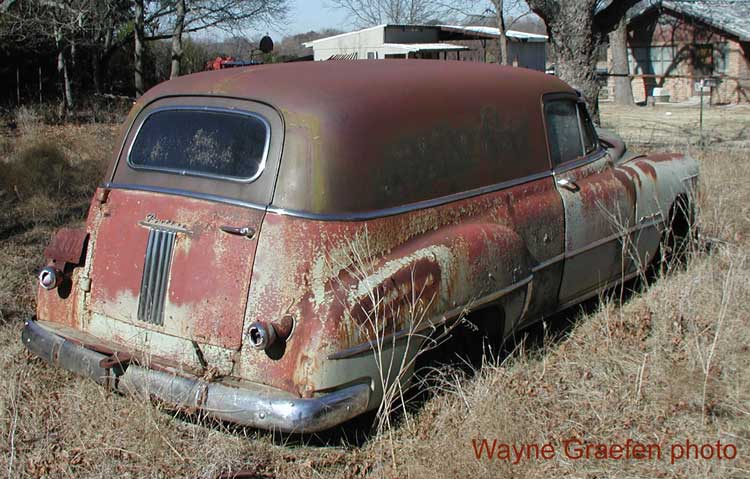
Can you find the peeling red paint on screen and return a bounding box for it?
[88,189,262,351]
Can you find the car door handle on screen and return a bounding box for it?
[556,178,580,192]
[219,225,256,239]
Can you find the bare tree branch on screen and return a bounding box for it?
[326,0,446,26]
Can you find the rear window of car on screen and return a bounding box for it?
[128,109,269,182]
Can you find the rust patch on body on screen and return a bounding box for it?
[44,228,89,266]
[237,174,563,396]
[88,189,263,352]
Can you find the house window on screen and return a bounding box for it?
[692,44,714,77]
[367,52,377,59]
[714,43,729,74]
[628,45,677,76]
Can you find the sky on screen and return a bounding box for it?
[273,0,352,37]
[229,0,534,42]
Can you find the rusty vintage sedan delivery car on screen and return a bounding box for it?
[23,61,698,432]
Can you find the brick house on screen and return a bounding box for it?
[607,0,750,104]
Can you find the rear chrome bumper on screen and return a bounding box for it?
[21,318,370,433]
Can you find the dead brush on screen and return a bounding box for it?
[1,138,72,203]
[330,227,456,438]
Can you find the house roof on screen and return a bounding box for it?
[383,43,470,52]
[439,25,548,42]
[303,24,386,46]
[626,0,750,41]
[302,24,548,48]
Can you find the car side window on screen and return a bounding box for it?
[578,103,599,154]
[544,100,583,167]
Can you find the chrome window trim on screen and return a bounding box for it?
[551,147,607,176]
[126,105,272,184]
[577,102,600,155]
[574,101,587,155]
[105,170,552,221]
[102,183,268,212]
[268,170,553,221]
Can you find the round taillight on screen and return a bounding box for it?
[38,267,61,290]
[247,322,277,350]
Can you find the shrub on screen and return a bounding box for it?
[1,138,74,201]
[13,105,42,134]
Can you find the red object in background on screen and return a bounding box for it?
[206,56,234,71]
[205,56,261,71]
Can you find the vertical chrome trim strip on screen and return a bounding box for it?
[137,229,176,326]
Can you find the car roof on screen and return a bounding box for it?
[139,60,573,114]
[132,61,576,216]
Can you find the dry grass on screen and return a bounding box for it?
[599,102,750,150]
[0,104,749,478]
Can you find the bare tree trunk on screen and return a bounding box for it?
[535,2,601,122]
[610,16,634,105]
[493,0,508,65]
[62,53,73,108]
[170,0,186,79]
[54,25,73,109]
[92,54,101,94]
[134,0,145,97]
[94,25,114,94]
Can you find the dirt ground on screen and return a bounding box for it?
[0,103,748,478]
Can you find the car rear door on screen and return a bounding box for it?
[544,96,635,306]
[86,97,283,365]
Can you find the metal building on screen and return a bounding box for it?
[303,24,547,71]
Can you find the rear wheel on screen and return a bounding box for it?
[416,305,507,373]
[657,195,696,270]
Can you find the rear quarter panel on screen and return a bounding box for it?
[237,176,565,399]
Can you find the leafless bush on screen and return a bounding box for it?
[1,139,73,202]
[13,105,43,135]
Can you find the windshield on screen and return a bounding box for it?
[128,108,270,182]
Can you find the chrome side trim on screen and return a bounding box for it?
[126,106,272,184]
[519,280,534,321]
[638,211,663,224]
[565,230,625,260]
[553,269,641,314]
[552,148,608,176]
[564,217,665,261]
[681,173,699,183]
[531,253,565,273]
[102,183,268,212]
[21,319,371,433]
[329,275,533,360]
[107,171,553,222]
[268,171,553,222]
